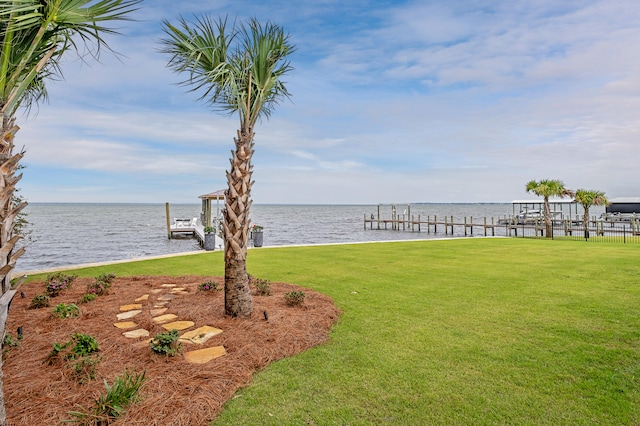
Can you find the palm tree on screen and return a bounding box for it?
[0,1,139,423]
[574,189,609,239]
[160,16,294,317]
[525,179,575,238]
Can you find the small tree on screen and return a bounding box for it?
[574,189,609,239]
[525,179,575,238]
[160,16,295,317]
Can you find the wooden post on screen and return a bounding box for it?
[444,216,448,235]
[483,217,487,236]
[470,216,473,235]
[165,202,172,239]
[464,217,467,235]
[491,217,495,236]
[418,214,421,232]
[377,205,381,230]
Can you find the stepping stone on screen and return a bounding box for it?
[122,329,149,339]
[152,314,178,324]
[157,294,175,301]
[170,287,186,292]
[179,326,223,344]
[161,284,177,288]
[153,302,169,307]
[114,321,137,329]
[116,310,142,320]
[135,294,149,302]
[120,304,143,312]
[150,308,168,316]
[150,289,163,294]
[162,321,195,331]
[184,346,226,364]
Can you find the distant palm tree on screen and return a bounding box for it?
[574,189,609,239]
[160,16,295,317]
[0,1,140,422]
[525,179,575,238]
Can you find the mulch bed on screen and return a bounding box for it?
[4,275,341,425]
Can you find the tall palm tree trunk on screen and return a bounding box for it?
[0,117,27,425]
[543,198,552,238]
[222,129,254,317]
[583,208,590,239]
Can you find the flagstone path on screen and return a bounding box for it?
[115,284,226,364]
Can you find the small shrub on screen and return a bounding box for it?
[87,273,116,296]
[52,303,80,319]
[150,330,181,356]
[67,370,146,423]
[198,280,218,291]
[2,333,19,355]
[46,333,99,365]
[71,333,100,358]
[29,293,50,309]
[78,293,97,304]
[253,278,272,296]
[284,290,306,306]
[44,272,77,297]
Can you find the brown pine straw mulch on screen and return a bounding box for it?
[3,276,341,425]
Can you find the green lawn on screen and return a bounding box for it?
[29,238,640,425]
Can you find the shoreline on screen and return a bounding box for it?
[13,236,479,277]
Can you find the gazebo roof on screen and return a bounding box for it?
[199,189,225,200]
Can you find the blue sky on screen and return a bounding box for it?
[15,0,640,204]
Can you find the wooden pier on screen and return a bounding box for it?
[165,202,224,250]
[364,213,499,236]
[364,204,640,240]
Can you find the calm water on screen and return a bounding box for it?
[14,202,602,273]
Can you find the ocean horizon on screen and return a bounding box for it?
[15,202,603,274]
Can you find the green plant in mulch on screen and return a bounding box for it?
[198,280,218,291]
[45,333,100,365]
[284,290,305,306]
[67,370,146,424]
[45,333,101,384]
[52,303,80,319]
[252,277,272,296]
[44,272,78,297]
[29,293,50,309]
[78,293,97,304]
[149,329,181,356]
[2,333,20,355]
[87,273,116,296]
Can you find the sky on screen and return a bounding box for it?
[14,0,640,204]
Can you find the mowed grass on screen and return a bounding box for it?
[27,238,640,425]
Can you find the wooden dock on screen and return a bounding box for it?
[364,211,640,239]
[165,203,224,250]
[364,213,499,236]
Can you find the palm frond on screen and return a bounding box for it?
[1,0,141,117]
[160,15,295,129]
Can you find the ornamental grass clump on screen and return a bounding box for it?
[67,370,146,424]
[87,273,116,296]
[44,272,78,297]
